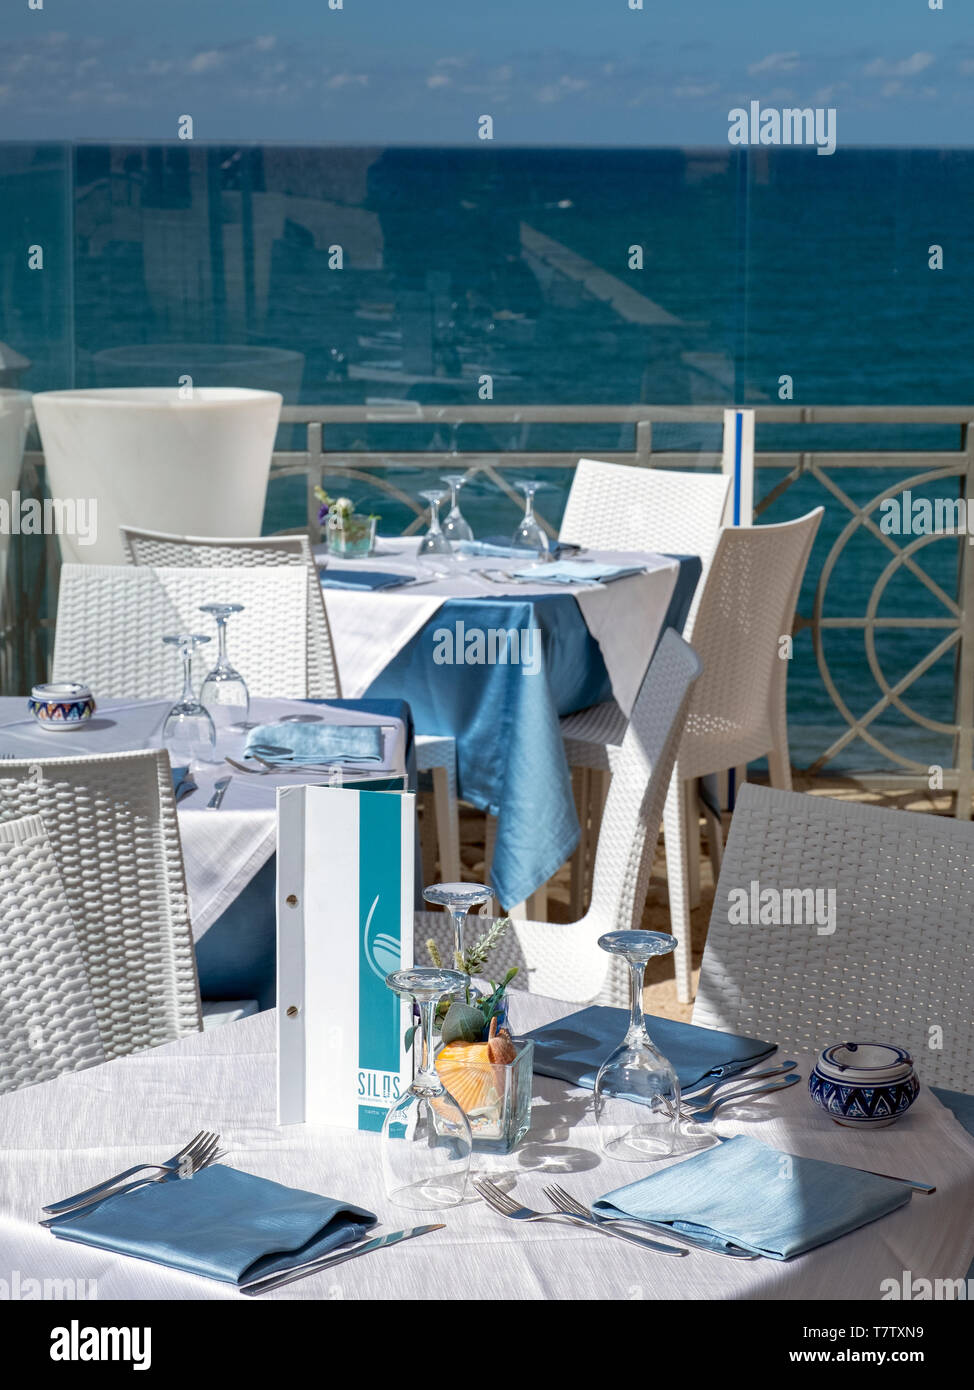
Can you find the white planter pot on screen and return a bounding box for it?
[33,387,282,565]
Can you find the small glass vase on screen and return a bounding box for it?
[328,514,376,558]
[435,1036,534,1154]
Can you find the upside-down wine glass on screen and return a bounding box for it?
[417,487,453,558]
[511,479,551,558]
[198,602,250,733]
[441,468,474,545]
[594,930,687,1161]
[381,967,472,1209]
[423,882,493,974]
[161,633,217,769]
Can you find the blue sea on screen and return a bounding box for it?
[3,144,974,774]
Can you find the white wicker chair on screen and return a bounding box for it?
[559,459,732,565]
[694,785,974,1092]
[119,526,460,880]
[119,526,339,700]
[53,563,310,699]
[418,628,701,1004]
[557,461,731,909]
[563,508,823,1002]
[0,813,107,1094]
[0,751,202,1061]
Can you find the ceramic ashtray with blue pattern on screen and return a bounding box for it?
[28,682,96,732]
[809,1042,920,1129]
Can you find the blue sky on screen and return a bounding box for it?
[1,0,971,144]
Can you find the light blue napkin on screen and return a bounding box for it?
[526,1005,775,1095]
[510,559,645,585]
[458,538,578,560]
[594,1135,912,1260]
[319,569,411,591]
[244,720,385,766]
[50,1163,377,1285]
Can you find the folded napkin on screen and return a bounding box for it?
[319,569,411,591]
[458,537,576,560]
[50,1164,377,1286]
[594,1135,912,1260]
[170,765,196,803]
[526,1005,775,1095]
[511,559,645,585]
[244,720,385,766]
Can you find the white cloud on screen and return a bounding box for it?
[327,73,368,88]
[536,75,589,104]
[427,73,451,89]
[748,51,799,76]
[188,50,223,74]
[864,52,934,77]
[254,36,276,52]
[674,82,719,99]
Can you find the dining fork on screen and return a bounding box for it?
[42,1130,218,1214]
[682,1061,798,1106]
[542,1183,759,1261]
[680,1074,801,1123]
[40,1133,223,1224]
[473,1177,687,1256]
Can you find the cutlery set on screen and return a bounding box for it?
[39,1059,934,1292]
[40,1131,224,1227]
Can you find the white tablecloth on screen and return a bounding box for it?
[320,539,680,715]
[2,994,972,1301]
[0,697,408,937]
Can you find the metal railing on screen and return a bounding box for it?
[9,402,974,813]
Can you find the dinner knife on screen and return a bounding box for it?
[238,1224,445,1296]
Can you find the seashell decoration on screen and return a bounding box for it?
[437,1041,500,1114]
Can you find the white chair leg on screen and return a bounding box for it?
[664,774,694,1004]
[568,766,591,919]
[686,779,702,911]
[484,812,497,881]
[419,794,437,887]
[767,739,792,791]
[431,764,461,882]
[526,884,548,921]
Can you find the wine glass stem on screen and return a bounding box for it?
[627,958,649,1043]
[416,998,439,1084]
[180,648,195,703]
[216,618,228,665]
[429,504,442,536]
[523,494,536,524]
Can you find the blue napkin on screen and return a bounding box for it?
[319,569,411,591]
[458,537,578,560]
[50,1164,377,1285]
[511,559,646,585]
[244,720,385,766]
[526,1005,775,1095]
[594,1135,912,1260]
[170,765,196,803]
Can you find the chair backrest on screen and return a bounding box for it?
[53,563,310,700]
[559,460,732,563]
[120,526,340,699]
[0,751,202,1060]
[679,508,823,778]
[694,784,974,1090]
[588,627,703,937]
[0,813,107,1093]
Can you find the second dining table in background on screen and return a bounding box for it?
[319,539,702,909]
